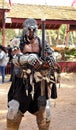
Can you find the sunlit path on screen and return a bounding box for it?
[0,73,76,130]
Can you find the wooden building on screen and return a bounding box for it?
[0,0,76,46]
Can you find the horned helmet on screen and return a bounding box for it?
[22,18,38,42]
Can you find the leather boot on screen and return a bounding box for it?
[46,120,50,130]
[7,111,23,130]
[35,106,51,130]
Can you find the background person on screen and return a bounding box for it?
[7,44,13,81]
[8,38,20,82]
[0,45,7,83]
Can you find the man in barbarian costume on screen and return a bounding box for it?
[7,18,57,130]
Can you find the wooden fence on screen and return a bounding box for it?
[5,62,76,74]
[58,61,76,73]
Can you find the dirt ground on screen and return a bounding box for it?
[0,73,76,130]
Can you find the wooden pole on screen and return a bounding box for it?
[56,29,59,46]
[65,24,69,47]
[2,10,6,47]
[2,0,6,47]
[48,31,52,46]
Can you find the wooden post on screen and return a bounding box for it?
[47,31,52,45]
[65,24,69,47]
[2,10,6,47]
[56,29,59,46]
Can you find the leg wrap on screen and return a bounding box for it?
[36,107,51,130]
[7,111,23,130]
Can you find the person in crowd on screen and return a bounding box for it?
[7,18,57,130]
[54,62,61,88]
[7,38,20,82]
[7,44,13,81]
[0,45,7,83]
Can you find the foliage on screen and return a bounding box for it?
[5,29,22,45]
[65,47,76,56]
[0,29,22,46]
[53,46,76,61]
[0,24,76,48]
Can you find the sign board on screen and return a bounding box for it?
[5,18,12,23]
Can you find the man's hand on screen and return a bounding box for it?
[30,58,42,70]
[42,61,50,69]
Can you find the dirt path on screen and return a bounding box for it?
[0,73,76,130]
